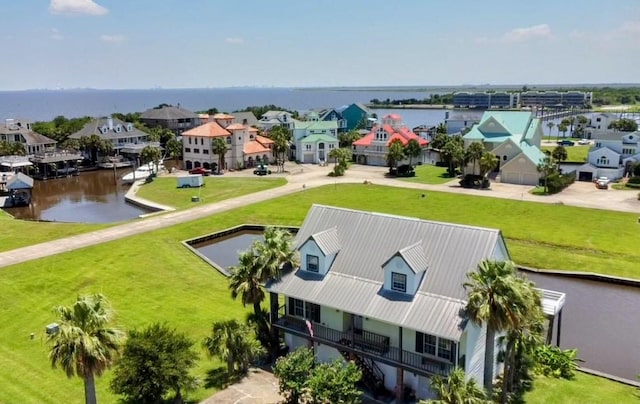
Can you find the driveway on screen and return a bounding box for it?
[200,368,282,404]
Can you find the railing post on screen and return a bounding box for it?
[398,327,403,364]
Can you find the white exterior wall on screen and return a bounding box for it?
[500,154,540,185]
[321,306,344,331]
[383,256,420,295]
[315,343,342,364]
[588,147,620,168]
[462,321,485,384]
[299,240,334,276]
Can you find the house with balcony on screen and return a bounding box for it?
[69,117,154,164]
[575,131,640,181]
[292,115,339,163]
[304,108,348,133]
[0,119,57,155]
[182,114,272,170]
[140,105,200,134]
[352,114,428,166]
[266,205,565,401]
[462,111,546,185]
[260,110,295,131]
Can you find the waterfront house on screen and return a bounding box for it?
[352,114,428,166]
[292,114,339,163]
[140,105,200,134]
[341,103,375,131]
[182,114,272,171]
[444,111,483,135]
[266,205,565,401]
[462,111,546,185]
[574,131,640,181]
[259,111,295,131]
[0,119,57,155]
[70,117,154,164]
[304,108,347,133]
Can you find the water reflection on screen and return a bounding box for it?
[525,271,640,382]
[5,168,149,223]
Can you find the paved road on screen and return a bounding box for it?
[1,163,638,268]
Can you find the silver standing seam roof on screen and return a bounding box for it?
[268,205,506,341]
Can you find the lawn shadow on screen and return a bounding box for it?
[203,366,241,390]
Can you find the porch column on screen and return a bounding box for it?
[556,309,563,346]
[269,292,279,323]
[395,367,404,403]
[398,327,403,363]
[546,315,555,345]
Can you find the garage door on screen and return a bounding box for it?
[303,153,313,164]
[501,172,519,184]
[578,171,593,182]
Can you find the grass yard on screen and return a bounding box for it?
[402,164,455,185]
[541,145,590,163]
[0,210,107,252]
[524,373,639,403]
[1,183,640,402]
[136,176,287,210]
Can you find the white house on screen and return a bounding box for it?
[292,115,339,163]
[352,114,429,166]
[260,111,295,131]
[266,205,565,401]
[445,111,483,135]
[576,131,640,181]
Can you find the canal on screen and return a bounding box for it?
[4,168,150,223]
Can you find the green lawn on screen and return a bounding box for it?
[0,210,107,252]
[1,184,639,402]
[136,176,287,210]
[541,145,590,163]
[402,164,455,185]
[524,373,639,403]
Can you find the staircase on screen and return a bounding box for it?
[340,350,387,397]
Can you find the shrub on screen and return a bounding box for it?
[627,176,640,184]
[459,174,490,189]
[545,172,575,194]
[534,345,579,379]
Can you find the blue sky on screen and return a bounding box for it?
[1,0,639,90]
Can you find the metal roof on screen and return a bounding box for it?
[268,205,505,340]
[140,105,198,120]
[7,172,33,189]
[306,227,341,255]
[397,241,429,274]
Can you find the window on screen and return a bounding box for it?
[306,144,312,150]
[288,297,304,317]
[188,137,192,144]
[226,136,231,144]
[305,302,321,323]
[185,147,191,153]
[329,144,335,149]
[200,138,204,145]
[203,149,209,154]
[307,255,319,272]
[415,332,436,355]
[193,148,200,154]
[503,155,507,161]
[391,272,406,293]
[438,338,453,361]
[596,156,609,165]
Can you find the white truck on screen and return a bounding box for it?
[176,174,204,188]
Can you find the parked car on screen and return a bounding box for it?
[595,180,609,189]
[578,139,591,145]
[557,140,575,146]
[253,164,272,176]
[188,167,211,176]
[593,176,609,184]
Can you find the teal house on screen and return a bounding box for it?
[341,103,375,131]
[293,115,339,163]
[463,111,546,185]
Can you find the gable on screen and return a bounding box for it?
[477,116,510,136]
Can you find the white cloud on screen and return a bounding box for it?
[502,24,552,42]
[225,37,244,44]
[100,34,126,43]
[475,24,552,44]
[51,28,63,40]
[618,21,640,36]
[49,0,108,16]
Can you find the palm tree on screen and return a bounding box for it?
[404,138,423,167]
[546,121,555,138]
[386,139,405,170]
[441,138,464,177]
[478,152,498,178]
[211,137,228,174]
[47,294,123,404]
[203,320,264,375]
[428,368,489,404]
[465,142,485,175]
[551,146,568,164]
[251,226,298,281]
[537,156,557,194]
[463,260,532,394]
[268,126,292,172]
[229,249,263,317]
[140,145,162,173]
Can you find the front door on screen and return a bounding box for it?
[353,314,363,335]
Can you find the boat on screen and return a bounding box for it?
[121,161,164,184]
[98,156,134,169]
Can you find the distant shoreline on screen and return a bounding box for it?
[368,104,452,110]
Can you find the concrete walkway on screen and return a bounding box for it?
[1,163,638,269]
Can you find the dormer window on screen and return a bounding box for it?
[126,123,133,131]
[391,272,407,292]
[307,255,319,272]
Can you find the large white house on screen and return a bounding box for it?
[266,205,565,401]
[292,113,339,163]
[575,131,640,181]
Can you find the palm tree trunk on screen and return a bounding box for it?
[500,341,514,404]
[484,326,495,395]
[84,373,97,404]
[227,353,234,374]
